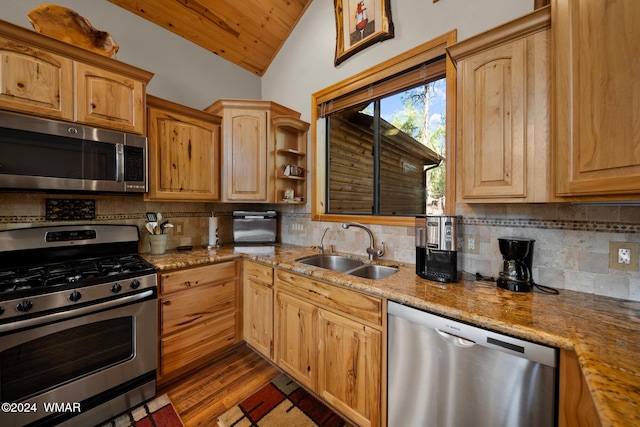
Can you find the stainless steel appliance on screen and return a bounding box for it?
[497,237,535,292]
[0,111,147,193]
[0,225,157,427]
[415,215,460,282]
[232,210,277,243]
[388,301,557,427]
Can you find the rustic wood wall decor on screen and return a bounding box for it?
[27,4,119,58]
[334,0,394,66]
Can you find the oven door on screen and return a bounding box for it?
[0,290,157,427]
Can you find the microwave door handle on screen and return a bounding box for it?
[116,143,125,182]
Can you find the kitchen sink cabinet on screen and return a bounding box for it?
[243,260,274,359]
[274,270,383,427]
[552,0,640,199]
[205,99,303,203]
[158,261,241,385]
[448,7,552,203]
[146,95,221,201]
[558,349,602,427]
[0,21,152,134]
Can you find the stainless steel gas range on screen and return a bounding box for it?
[0,225,157,427]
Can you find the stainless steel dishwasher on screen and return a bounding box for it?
[388,301,557,427]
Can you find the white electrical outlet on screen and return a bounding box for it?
[468,236,476,251]
[463,234,480,255]
[618,248,632,265]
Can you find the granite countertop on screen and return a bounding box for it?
[144,244,640,427]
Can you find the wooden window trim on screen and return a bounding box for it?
[311,30,458,226]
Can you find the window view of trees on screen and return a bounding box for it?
[326,77,446,216]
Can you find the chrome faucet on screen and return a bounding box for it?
[341,222,385,260]
[319,227,330,254]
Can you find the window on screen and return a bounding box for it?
[312,31,457,225]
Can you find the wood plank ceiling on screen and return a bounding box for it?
[108,0,313,76]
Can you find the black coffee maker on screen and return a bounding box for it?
[497,237,535,292]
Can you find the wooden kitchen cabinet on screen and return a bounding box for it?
[0,35,73,120]
[552,0,640,199]
[158,261,241,385]
[146,95,221,201]
[448,7,552,202]
[558,349,602,427]
[205,99,303,202]
[0,20,152,134]
[74,62,145,134]
[243,260,274,359]
[274,270,383,427]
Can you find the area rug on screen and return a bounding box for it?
[218,374,350,427]
[98,393,184,427]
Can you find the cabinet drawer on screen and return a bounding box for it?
[245,261,273,286]
[161,280,236,336]
[160,261,236,295]
[276,270,382,326]
[160,311,237,378]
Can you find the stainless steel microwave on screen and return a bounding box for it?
[0,111,147,193]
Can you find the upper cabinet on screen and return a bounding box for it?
[448,7,552,203]
[0,20,152,134]
[205,99,308,203]
[146,95,221,201]
[552,0,640,199]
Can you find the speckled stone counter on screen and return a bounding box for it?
[143,244,640,427]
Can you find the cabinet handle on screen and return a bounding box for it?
[163,300,171,306]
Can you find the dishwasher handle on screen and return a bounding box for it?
[435,328,476,347]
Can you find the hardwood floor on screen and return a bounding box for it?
[157,344,280,427]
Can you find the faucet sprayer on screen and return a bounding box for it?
[341,222,385,260]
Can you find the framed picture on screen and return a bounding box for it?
[334,0,394,66]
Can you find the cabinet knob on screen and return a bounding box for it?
[163,300,171,306]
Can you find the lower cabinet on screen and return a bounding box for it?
[558,349,602,427]
[243,261,274,359]
[274,270,383,427]
[158,261,241,385]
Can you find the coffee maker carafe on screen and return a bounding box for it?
[497,237,535,292]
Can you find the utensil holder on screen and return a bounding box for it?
[149,234,168,255]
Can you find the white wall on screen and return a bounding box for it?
[0,0,261,109]
[262,0,534,121]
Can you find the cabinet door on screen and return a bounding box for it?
[317,309,381,427]
[147,105,220,201]
[223,109,269,201]
[244,270,273,359]
[275,291,317,390]
[0,36,73,120]
[74,62,145,134]
[459,39,527,199]
[553,0,640,197]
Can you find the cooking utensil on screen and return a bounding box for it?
[145,223,155,235]
[160,221,173,233]
[145,212,158,234]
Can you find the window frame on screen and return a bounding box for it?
[311,30,458,226]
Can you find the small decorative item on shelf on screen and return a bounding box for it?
[284,188,295,201]
[283,164,304,177]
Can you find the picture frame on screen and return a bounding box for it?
[334,0,394,66]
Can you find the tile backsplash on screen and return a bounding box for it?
[3,192,639,302]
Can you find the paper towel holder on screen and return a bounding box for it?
[205,212,222,250]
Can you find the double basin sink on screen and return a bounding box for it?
[295,254,398,280]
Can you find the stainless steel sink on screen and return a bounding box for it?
[296,254,365,272]
[347,264,399,280]
[296,254,398,280]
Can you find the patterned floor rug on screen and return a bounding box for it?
[98,393,184,427]
[218,374,350,427]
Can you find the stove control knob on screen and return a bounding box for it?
[16,301,33,312]
[111,283,122,293]
[0,306,4,315]
[69,291,82,302]
[130,279,141,289]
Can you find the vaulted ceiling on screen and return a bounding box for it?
[108,0,314,76]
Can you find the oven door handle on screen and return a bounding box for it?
[0,290,154,334]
